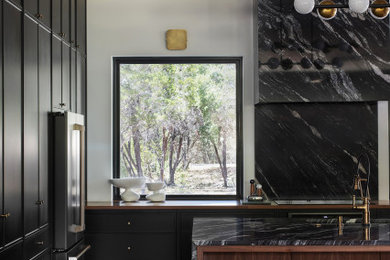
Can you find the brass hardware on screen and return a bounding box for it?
[315,223,322,228]
[35,200,44,205]
[36,14,44,19]
[60,103,66,107]
[364,226,371,241]
[0,213,10,218]
[69,245,91,260]
[338,216,343,235]
[352,157,371,226]
[166,29,187,50]
[127,221,131,225]
[318,0,337,20]
[59,33,66,38]
[36,241,44,246]
[370,0,390,19]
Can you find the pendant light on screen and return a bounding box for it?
[349,0,370,13]
[369,0,390,19]
[317,0,338,20]
[294,0,315,14]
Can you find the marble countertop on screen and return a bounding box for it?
[192,217,390,256]
[86,200,390,210]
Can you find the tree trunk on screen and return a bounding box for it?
[160,127,169,182]
[168,132,176,185]
[212,140,228,188]
[132,126,143,177]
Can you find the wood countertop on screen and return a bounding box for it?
[86,200,390,210]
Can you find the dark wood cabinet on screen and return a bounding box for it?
[203,253,253,260]
[62,0,70,42]
[25,0,39,18]
[76,0,86,54]
[62,43,71,111]
[39,0,51,28]
[23,226,50,260]
[52,0,61,36]
[291,252,380,260]
[23,15,40,235]
[3,1,23,245]
[38,26,51,227]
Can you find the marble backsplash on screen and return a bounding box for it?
[258,0,390,102]
[255,102,378,199]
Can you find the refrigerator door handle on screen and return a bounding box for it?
[72,124,85,233]
[68,244,91,260]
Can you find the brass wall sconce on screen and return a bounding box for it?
[294,0,390,20]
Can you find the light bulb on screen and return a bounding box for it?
[349,0,370,13]
[294,0,315,14]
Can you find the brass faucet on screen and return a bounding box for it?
[352,154,371,226]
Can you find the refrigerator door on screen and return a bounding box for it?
[53,112,85,250]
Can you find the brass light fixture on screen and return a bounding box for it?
[294,0,390,19]
[317,0,337,20]
[369,0,390,19]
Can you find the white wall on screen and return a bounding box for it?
[87,0,256,201]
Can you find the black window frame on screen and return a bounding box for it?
[113,57,243,200]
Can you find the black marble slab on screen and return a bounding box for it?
[258,0,390,102]
[255,102,378,200]
[192,217,390,259]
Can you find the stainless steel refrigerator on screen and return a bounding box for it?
[51,112,91,260]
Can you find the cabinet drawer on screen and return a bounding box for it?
[86,212,176,233]
[86,233,176,260]
[0,242,23,260]
[291,252,380,260]
[24,227,50,260]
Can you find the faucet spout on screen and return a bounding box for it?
[352,153,371,226]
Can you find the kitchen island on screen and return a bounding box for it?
[192,217,390,260]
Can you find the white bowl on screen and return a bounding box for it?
[146,182,165,191]
[109,177,145,189]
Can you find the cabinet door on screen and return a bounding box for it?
[0,242,23,260]
[62,43,71,111]
[25,0,39,17]
[86,233,177,260]
[23,15,40,235]
[70,0,76,46]
[76,0,86,54]
[52,36,62,110]
[52,0,61,36]
[291,252,380,260]
[76,53,86,114]
[71,49,77,112]
[39,0,51,28]
[3,1,23,245]
[62,0,70,42]
[38,26,51,227]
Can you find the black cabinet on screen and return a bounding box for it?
[52,36,62,110]
[52,0,61,36]
[0,242,23,260]
[71,49,77,112]
[39,0,51,28]
[0,0,3,247]
[24,15,40,235]
[23,226,50,260]
[38,26,51,227]
[62,0,70,42]
[62,43,71,111]
[76,0,86,54]
[77,53,86,115]
[3,1,23,245]
[70,0,76,46]
[25,0,38,17]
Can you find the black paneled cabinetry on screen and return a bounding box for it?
[3,1,23,246]
[0,0,87,258]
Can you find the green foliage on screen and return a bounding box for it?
[119,63,236,190]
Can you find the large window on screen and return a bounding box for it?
[113,57,242,199]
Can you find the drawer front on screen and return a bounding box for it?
[86,233,176,260]
[0,242,23,260]
[86,212,176,233]
[24,228,50,260]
